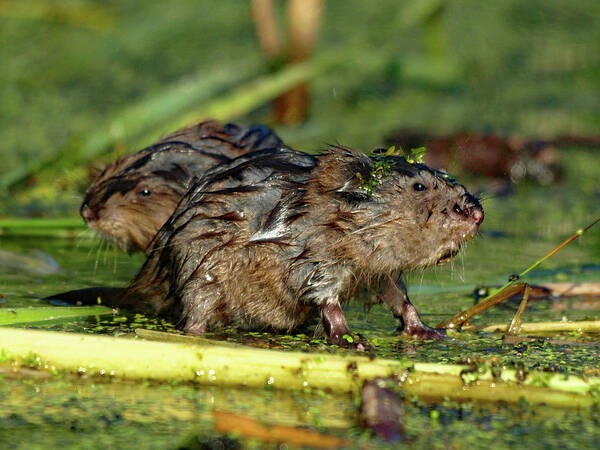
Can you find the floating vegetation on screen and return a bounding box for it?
[0,306,113,326]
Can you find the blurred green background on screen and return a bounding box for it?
[1,0,599,216]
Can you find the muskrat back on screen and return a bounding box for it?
[80,120,285,252]
[123,145,484,346]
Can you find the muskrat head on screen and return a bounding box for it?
[79,121,287,253]
[80,152,186,253]
[313,146,484,273]
[381,162,484,268]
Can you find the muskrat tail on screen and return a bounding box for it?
[44,287,127,308]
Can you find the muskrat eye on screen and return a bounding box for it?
[413,182,427,192]
[138,189,152,197]
[453,203,463,214]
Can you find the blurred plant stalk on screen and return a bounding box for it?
[0,65,259,193]
[252,0,324,125]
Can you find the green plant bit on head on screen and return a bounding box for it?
[403,146,427,164]
[357,157,395,197]
[378,144,426,164]
[358,145,427,197]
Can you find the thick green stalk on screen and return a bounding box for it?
[0,327,408,392]
[1,328,598,408]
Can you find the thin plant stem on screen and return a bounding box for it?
[438,216,600,329]
[506,284,531,335]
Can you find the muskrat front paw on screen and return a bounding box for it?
[183,322,208,335]
[399,325,446,341]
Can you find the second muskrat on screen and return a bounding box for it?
[80,120,284,253]
[73,144,482,346]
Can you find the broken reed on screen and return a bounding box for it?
[439,216,600,329]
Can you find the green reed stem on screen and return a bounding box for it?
[1,327,598,408]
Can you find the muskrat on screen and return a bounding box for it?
[80,120,285,253]
[56,145,483,346]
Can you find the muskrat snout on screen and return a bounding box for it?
[452,192,484,226]
[80,202,98,223]
[460,205,484,242]
[469,206,484,225]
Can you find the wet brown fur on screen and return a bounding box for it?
[120,146,484,343]
[80,120,284,252]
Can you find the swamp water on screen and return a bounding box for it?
[1,150,599,448]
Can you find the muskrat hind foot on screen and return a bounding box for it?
[322,302,371,351]
[398,323,447,341]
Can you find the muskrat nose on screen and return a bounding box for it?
[80,203,98,222]
[470,207,484,225]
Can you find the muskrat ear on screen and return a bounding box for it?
[88,164,106,180]
[316,146,373,201]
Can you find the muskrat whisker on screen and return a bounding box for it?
[417,266,426,289]
[459,246,466,282]
[75,228,94,249]
[86,234,99,257]
[112,241,118,273]
[102,237,110,266]
[477,192,497,202]
[93,237,104,274]
[319,215,401,256]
